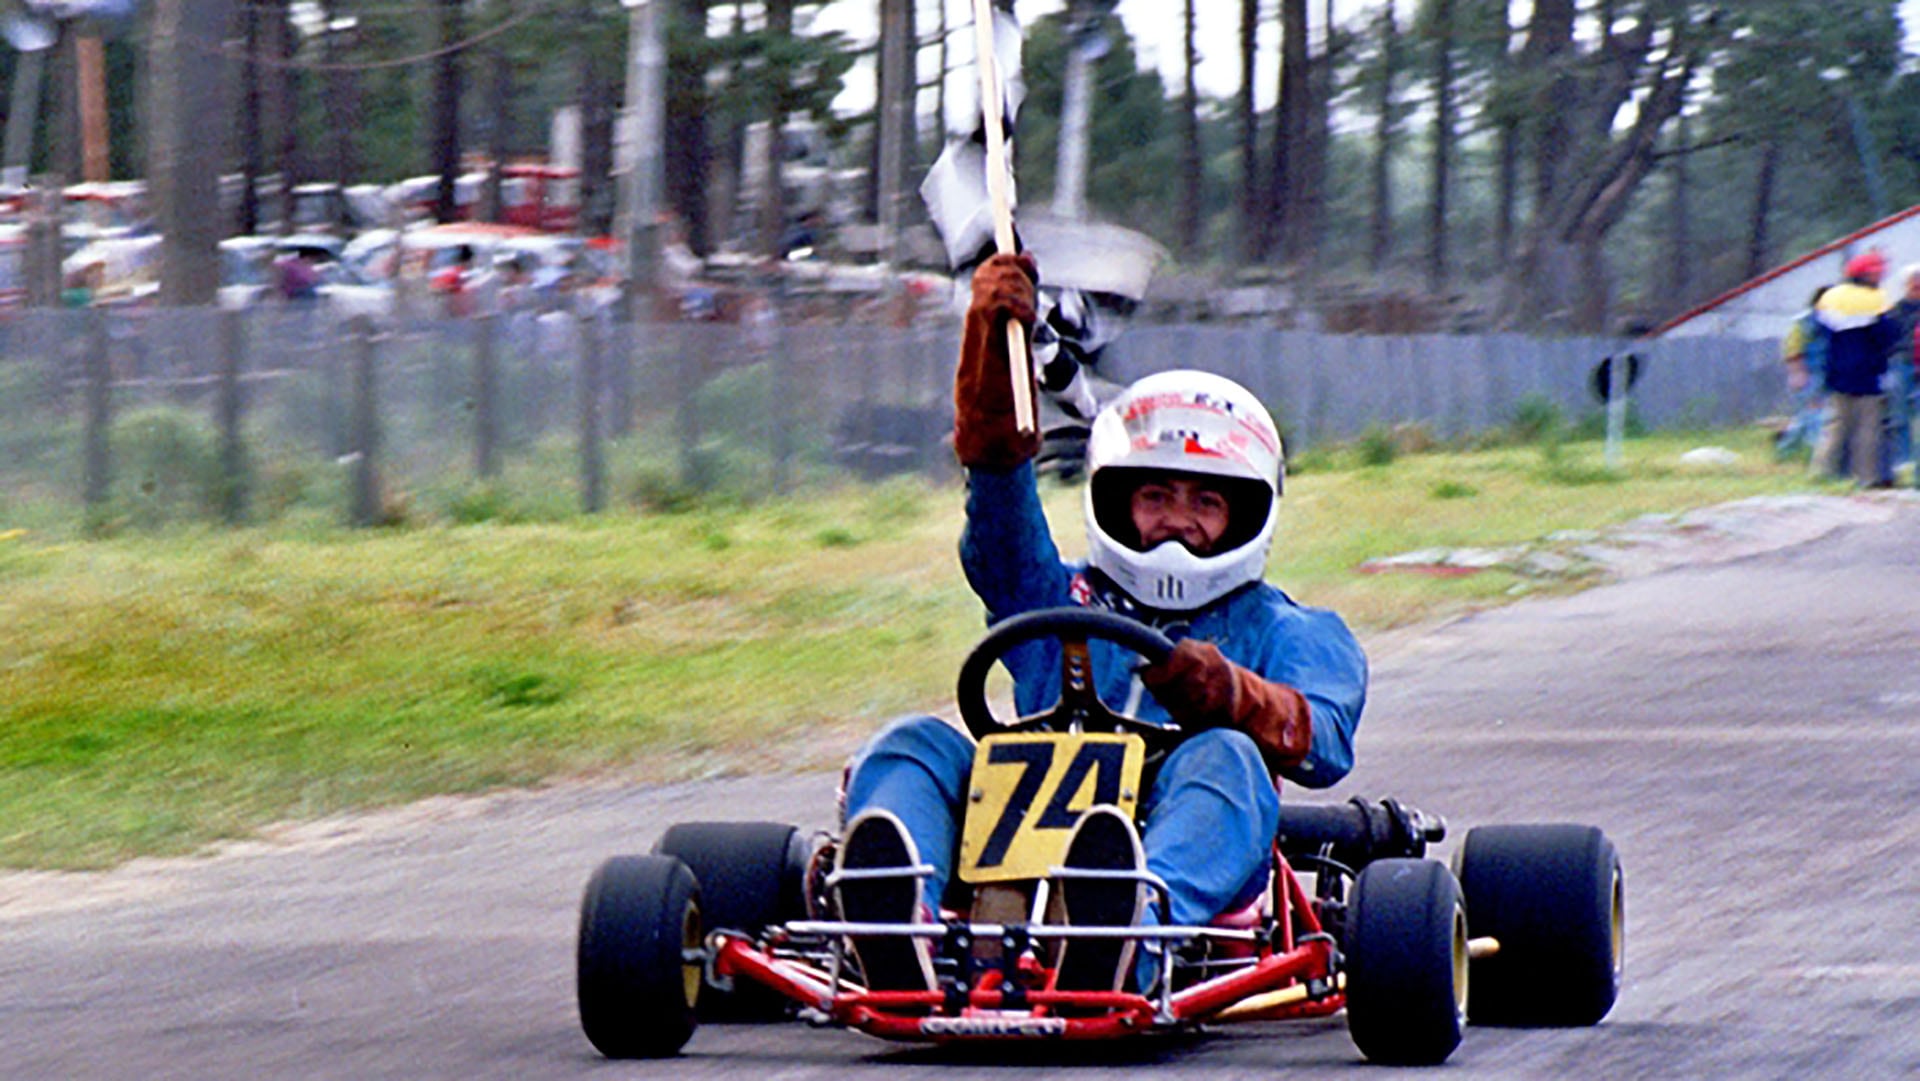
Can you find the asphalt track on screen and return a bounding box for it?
[3,497,1918,1079]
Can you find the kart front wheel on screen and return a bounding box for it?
[655,821,812,1019]
[1457,823,1623,1026]
[1344,858,1468,1066]
[577,854,702,1058]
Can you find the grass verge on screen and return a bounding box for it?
[0,428,1842,868]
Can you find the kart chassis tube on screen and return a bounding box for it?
[710,857,1343,1041]
[711,932,1342,1040]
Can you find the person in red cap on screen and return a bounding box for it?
[1845,250,1887,284]
[1811,248,1900,486]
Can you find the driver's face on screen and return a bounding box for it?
[1129,476,1230,555]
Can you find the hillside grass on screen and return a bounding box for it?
[0,426,1840,869]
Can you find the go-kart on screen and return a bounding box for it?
[576,607,1625,1065]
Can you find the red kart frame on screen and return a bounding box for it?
[707,840,1346,1042]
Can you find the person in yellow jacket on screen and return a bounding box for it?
[1810,251,1900,487]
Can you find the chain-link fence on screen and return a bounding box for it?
[0,302,1781,532]
[1104,328,1781,443]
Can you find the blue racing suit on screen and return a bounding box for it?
[844,462,1367,932]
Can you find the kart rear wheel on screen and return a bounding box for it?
[1456,823,1623,1026]
[654,821,812,1020]
[1344,858,1468,1066]
[577,855,702,1058]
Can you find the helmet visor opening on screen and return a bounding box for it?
[1091,468,1273,555]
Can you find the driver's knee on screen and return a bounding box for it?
[1149,729,1280,830]
[859,715,975,766]
[845,716,976,804]
[1161,728,1269,785]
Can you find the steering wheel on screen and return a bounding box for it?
[956,607,1180,745]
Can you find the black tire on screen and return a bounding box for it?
[576,855,702,1058]
[654,821,810,1020]
[1457,823,1624,1027]
[1344,858,1468,1066]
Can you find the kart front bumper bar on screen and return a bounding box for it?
[709,925,1342,1041]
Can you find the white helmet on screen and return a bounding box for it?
[1083,370,1283,612]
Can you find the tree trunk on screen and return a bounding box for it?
[150,0,235,305]
[1493,0,1517,267]
[1300,0,1333,263]
[578,4,617,237]
[1427,0,1454,294]
[1745,138,1778,283]
[1053,2,1096,221]
[480,47,511,224]
[320,0,355,194]
[876,0,914,259]
[709,3,749,252]
[759,0,793,258]
[239,1,261,235]
[274,0,300,234]
[1179,0,1202,257]
[1574,233,1609,332]
[1496,123,1518,268]
[49,27,80,183]
[1238,0,1261,264]
[665,0,710,251]
[432,0,464,224]
[1525,0,1575,216]
[936,0,949,147]
[1270,0,1309,264]
[1663,112,1692,313]
[1368,0,1397,274]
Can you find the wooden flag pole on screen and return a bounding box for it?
[969,0,1035,435]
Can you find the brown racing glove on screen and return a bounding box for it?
[954,252,1040,470]
[1139,639,1313,771]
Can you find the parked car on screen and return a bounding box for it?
[217,233,393,320]
[0,223,28,309]
[62,234,160,306]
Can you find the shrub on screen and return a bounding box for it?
[1288,445,1336,475]
[630,463,703,514]
[1357,426,1397,467]
[1391,422,1439,455]
[1510,395,1563,445]
[449,483,512,525]
[111,406,230,528]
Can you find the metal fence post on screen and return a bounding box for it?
[578,314,605,513]
[349,316,382,527]
[474,312,499,479]
[81,306,111,514]
[677,327,705,491]
[767,284,792,493]
[609,317,634,439]
[217,308,248,524]
[327,312,352,458]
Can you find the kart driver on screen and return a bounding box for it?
[835,253,1367,996]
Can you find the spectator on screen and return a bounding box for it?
[495,254,533,315]
[1885,264,1920,484]
[275,248,321,303]
[1776,286,1830,460]
[1810,250,1899,488]
[431,244,477,318]
[61,260,104,309]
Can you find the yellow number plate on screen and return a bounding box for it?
[957,733,1146,884]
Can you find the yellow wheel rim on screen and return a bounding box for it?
[1451,902,1470,1020]
[681,900,703,1008]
